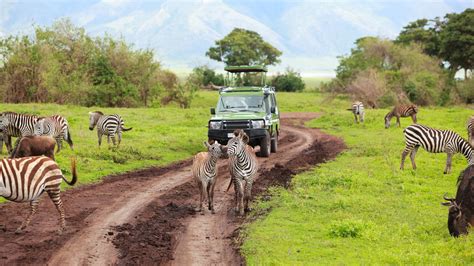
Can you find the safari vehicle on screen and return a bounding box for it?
[208,65,280,157]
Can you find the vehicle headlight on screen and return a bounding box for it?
[251,120,265,128]
[209,121,222,129]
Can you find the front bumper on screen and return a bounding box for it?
[208,128,267,145]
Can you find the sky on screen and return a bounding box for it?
[0,0,472,76]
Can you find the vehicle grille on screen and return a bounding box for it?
[223,120,251,130]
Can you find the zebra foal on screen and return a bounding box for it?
[34,115,74,152]
[347,101,365,123]
[192,140,224,214]
[88,111,132,148]
[400,124,474,174]
[385,104,418,128]
[227,129,258,216]
[0,156,77,233]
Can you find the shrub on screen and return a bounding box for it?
[191,65,224,88]
[457,78,474,104]
[271,68,305,92]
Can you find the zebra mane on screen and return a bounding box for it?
[91,111,104,115]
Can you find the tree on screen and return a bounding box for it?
[271,68,305,92]
[206,28,282,66]
[395,18,442,57]
[439,8,474,78]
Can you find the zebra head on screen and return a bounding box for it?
[88,111,103,130]
[204,140,223,159]
[227,129,249,157]
[0,113,10,131]
[384,113,391,129]
[34,118,45,135]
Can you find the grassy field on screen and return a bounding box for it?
[0,91,321,189]
[241,95,474,264]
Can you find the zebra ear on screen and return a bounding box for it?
[204,141,211,149]
[242,133,249,144]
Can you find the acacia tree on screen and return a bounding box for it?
[439,9,474,78]
[206,28,282,66]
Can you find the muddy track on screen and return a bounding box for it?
[0,112,345,265]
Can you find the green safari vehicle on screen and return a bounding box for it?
[208,65,280,157]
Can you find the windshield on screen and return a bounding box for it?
[217,95,265,113]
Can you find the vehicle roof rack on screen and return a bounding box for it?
[224,65,267,73]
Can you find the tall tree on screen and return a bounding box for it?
[439,8,474,78]
[206,28,282,66]
[395,18,442,57]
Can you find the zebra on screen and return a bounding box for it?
[347,101,365,123]
[385,104,418,129]
[34,115,74,152]
[226,129,258,216]
[88,111,133,147]
[0,156,77,233]
[192,140,224,214]
[468,116,474,147]
[400,124,474,174]
[0,112,39,154]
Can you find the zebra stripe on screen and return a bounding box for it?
[35,115,74,152]
[192,141,223,213]
[89,111,132,147]
[350,101,365,123]
[227,129,258,215]
[385,104,418,128]
[0,112,39,154]
[400,124,474,174]
[468,116,474,147]
[0,156,77,233]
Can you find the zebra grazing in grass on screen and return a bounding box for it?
[34,115,74,152]
[226,129,258,216]
[88,111,132,148]
[0,156,77,234]
[192,140,224,214]
[468,116,474,147]
[0,112,38,154]
[385,104,418,129]
[401,124,474,174]
[347,101,365,123]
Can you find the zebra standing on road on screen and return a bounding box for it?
[385,104,418,128]
[192,140,224,214]
[88,111,133,147]
[348,101,365,123]
[34,115,74,152]
[0,156,77,233]
[0,112,39,154]
[226,129,258,216]
[400,124,474,174]
[468,116,474,147]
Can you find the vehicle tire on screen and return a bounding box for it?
[271,133,278,153]
[258,132,271,157]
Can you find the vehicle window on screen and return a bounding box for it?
[264,95,271,113]
[217,95,264,112]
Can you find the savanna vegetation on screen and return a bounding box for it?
[241,93,474,264]
[323,8,473,106]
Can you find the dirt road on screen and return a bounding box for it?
[0,113,345,265]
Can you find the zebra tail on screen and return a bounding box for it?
[62,157,78,186]
[225,178,233,192]
[122,127,133,131]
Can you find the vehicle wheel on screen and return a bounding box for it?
[258,132,271,157]
[271,133,278,153]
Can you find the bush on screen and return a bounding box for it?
[191,65,224,88]
[271,68,305,92]
[457,78,474,104]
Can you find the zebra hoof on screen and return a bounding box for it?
[57,228,65,235]
[211,209,216,214]
[245,207,252,212]
[15,228,23,234]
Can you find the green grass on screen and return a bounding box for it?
[0,91,329,189]
[242,96,474,264]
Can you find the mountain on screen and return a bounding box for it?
[0,0,470,75]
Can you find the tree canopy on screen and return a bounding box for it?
[206,28,282,66]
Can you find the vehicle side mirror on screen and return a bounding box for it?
[271,106,276,114]
[210,108,216,115]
